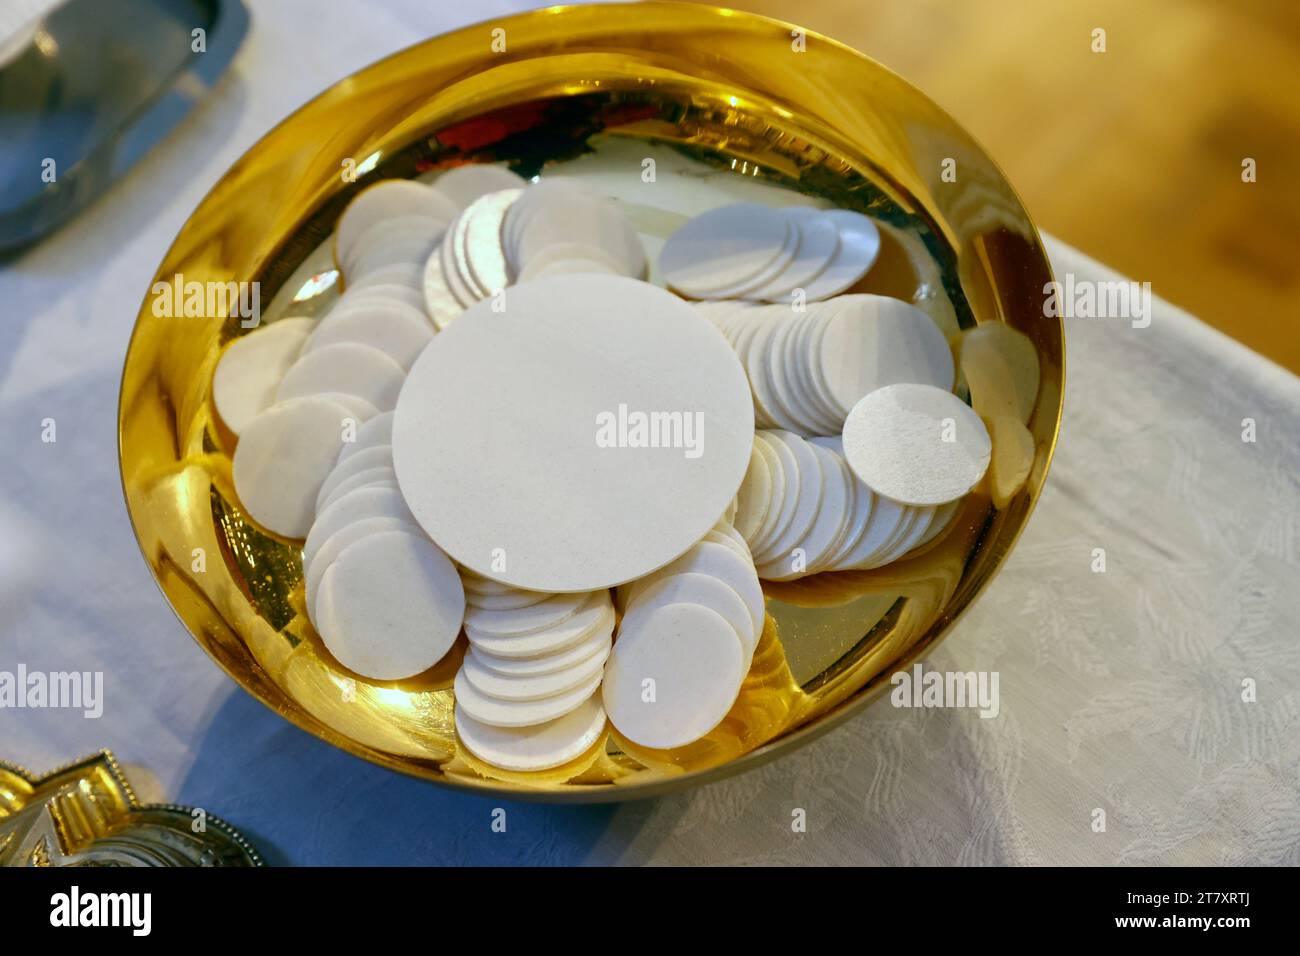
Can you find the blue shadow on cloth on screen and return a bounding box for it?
[176,686,630,866]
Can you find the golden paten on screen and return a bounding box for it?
[118,2,1064,800]
[0,751,264,866]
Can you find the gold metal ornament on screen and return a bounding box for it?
[0,751,264,866]
[118,2,1064,800]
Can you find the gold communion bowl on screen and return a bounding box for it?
[118,2,1063,801]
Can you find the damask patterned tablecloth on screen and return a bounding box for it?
[1,0,1298,866]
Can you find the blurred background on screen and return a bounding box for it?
[695,0,1300,372]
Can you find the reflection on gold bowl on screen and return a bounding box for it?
[118,2,1063,801]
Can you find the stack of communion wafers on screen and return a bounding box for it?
[213,172,1008,773]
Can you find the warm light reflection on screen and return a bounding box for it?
[33,30,58,57]
[369,686,419,711]
[293,270,339,302]
[355,151,382,176]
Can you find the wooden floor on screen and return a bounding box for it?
[694,0,1300,372]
